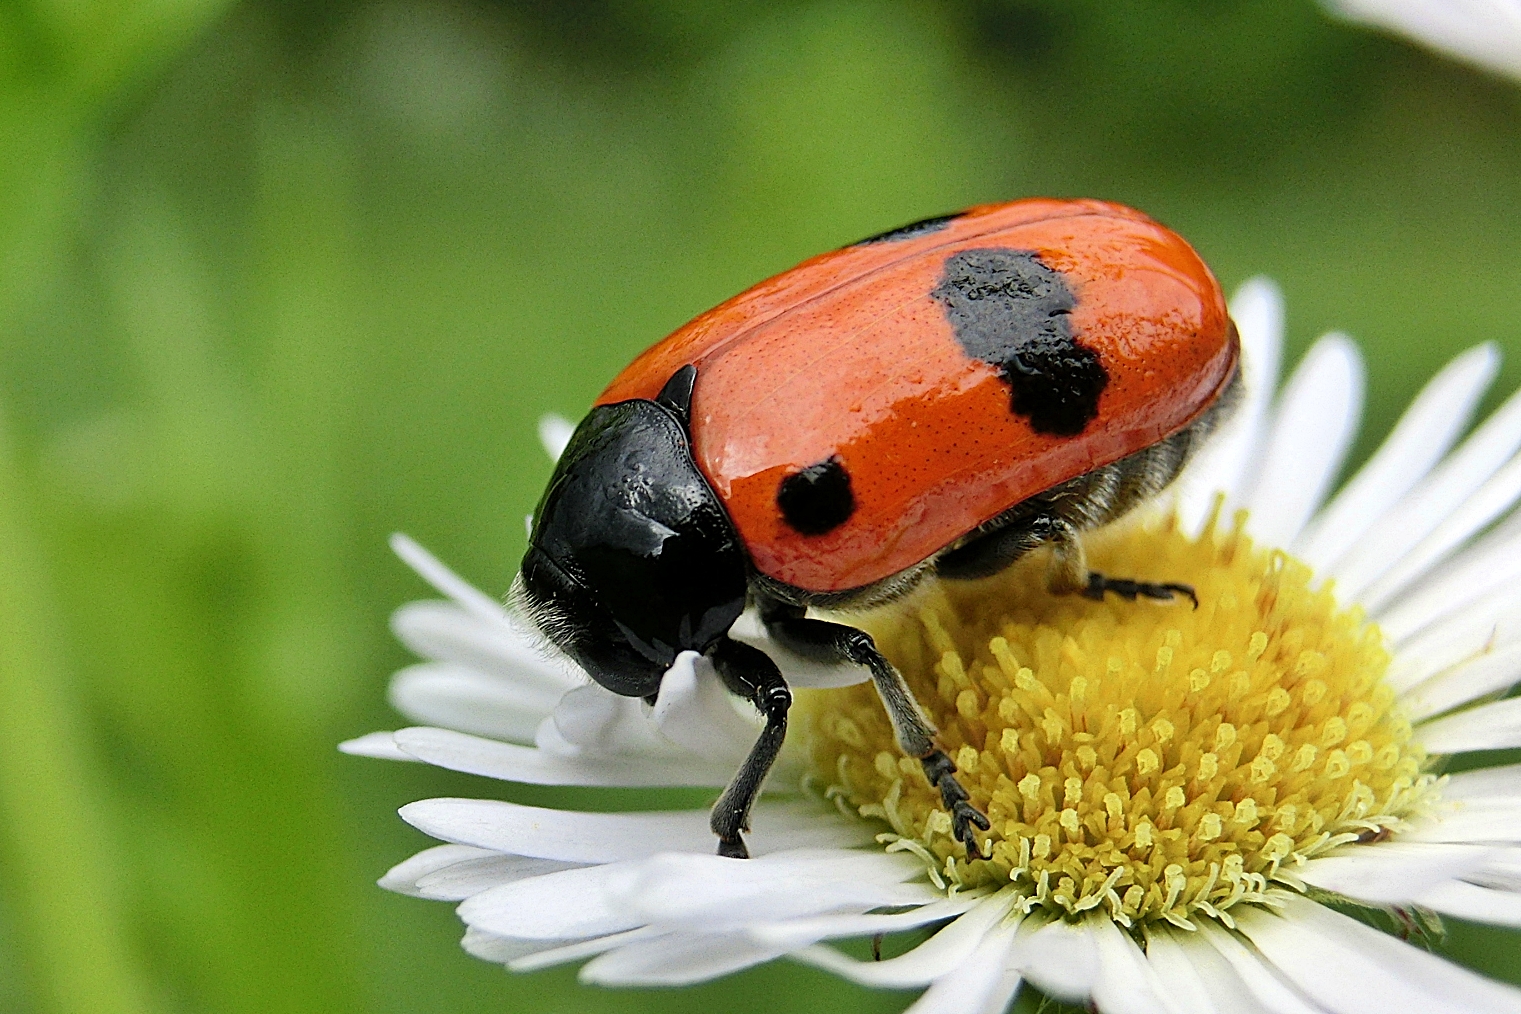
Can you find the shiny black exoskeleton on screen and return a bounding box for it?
[519,367,825,858]
[520,368,746,698]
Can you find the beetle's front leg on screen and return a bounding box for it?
[759,602,990,859]
[708,637,792,859]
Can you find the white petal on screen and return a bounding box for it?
[1326,0,1521,82]
[1011,916,1100,1005]
[1296,841,1499,903]
[390,533,511,623]
[901,922,1021,1014]
[1235,893,1521,1014]
[1416,697,1521,753]
[1329,383,1521,603]
[1385,599,1521,694]
[1143,930,1228,1014]
[507,926,664,972]
[1467,847,1521,891]
[337,730,416,761]
[391,600,579,692]
[460,926,576,965]
[399,797,713,861]
[1442,761,1521,801]
[975,970,1025,1014]
[458,863,642,939]
[747,895,983,949]
[650,652,759,765]
[538,413,575,462]
[1416,879,1521,928]
[391,726,732,787]
[1401,801,1521,843]
[1088,918,1173,1014]
[1400,640,1521,721]
[379,843,499,897]
[579,931,782,986]
[1241,334,1364,548]
[1360,449,1521,613]
[389,663,558,743]
[792,893,1017,987]
[606,849,934,929]
[540,684,685,759]
[1377,508,1521,643]
[399,798,863,862]
[1295,345,1498,571]
[1175,277,1285,534]
[414,854,583,901]
[1192,921,1324,1014]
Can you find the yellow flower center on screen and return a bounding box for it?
[797,513,1434,928]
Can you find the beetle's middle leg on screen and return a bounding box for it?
[1044,518,1198,608]
[758,600,991,859]
[937,511,1196,608]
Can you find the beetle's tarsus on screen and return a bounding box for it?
[1084,571,1198,610]
[921,749,990,860]
[716,836,750,860]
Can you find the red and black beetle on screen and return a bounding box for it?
[518,198,1240,859]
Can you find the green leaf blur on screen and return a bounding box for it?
[1,2,1518,1012]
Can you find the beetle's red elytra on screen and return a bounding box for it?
[520,198,1240,860]
[598,199,1236,594]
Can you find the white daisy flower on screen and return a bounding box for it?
[346,277,1521,1012]
[1324,0,1521,83]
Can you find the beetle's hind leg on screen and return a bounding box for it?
[1082,573,1198,609]
[938,426,1210,608]
[1045,518,1198,609]
[759,601,991,859]
[708,637,793,859]
[939,507,1196,609]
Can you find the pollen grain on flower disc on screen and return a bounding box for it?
[796,513,1432,929]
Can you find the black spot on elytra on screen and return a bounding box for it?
[931,248,1107,437]
[851,212,960,246]
[777,456,855,535]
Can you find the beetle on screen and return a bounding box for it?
[517,198,1240,860]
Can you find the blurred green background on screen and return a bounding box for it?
[2,1,1521,1012]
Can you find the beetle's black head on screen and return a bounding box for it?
[517,373,748,698]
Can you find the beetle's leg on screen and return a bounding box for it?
[935,513,1061,581]
[760,602,991,859]
[940,513,1196,608]
[1045,521,1198,609]
[1082,573,1198,609]
[708,636,792,859]
[1040,515,1089,595]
